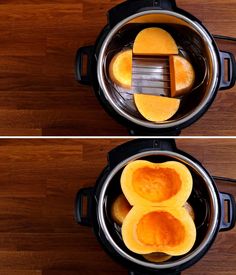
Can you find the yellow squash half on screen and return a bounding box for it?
[122,206,196,256]
[121,160,193,207]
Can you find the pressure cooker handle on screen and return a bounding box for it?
[75,45,94,85]
[108,139,177,169]
[75,187,94,226]
[219,192,236,231]
[219,51,236,90]
[108,0,177,28]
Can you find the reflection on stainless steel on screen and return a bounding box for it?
[132,56,170,96]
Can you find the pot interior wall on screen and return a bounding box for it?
[102,154,212,265]
[102,13,215,126]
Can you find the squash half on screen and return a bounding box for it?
[122,205,196,255]
[170,55,195,97]
[133,28,178,55]
[109,49,132,88]
[121,160,192,207]
[111,194,132,225]
[134,94,180,122]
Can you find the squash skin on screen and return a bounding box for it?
[143,252,172,263]
[133,28,178,55]
[109,49,132,88]
[121,160,193,207]
[184,202,195,221]
[111,194,132,225]
[170,55,195,97]
[122,205,196,256]
[134,94,180,122]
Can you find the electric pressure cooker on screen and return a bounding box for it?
[75,139,236,274]
[76,0,236,135]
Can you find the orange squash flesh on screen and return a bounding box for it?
[122,206,196,255]
[143,202,195,263]
[132,166,181,203]
[137,211,185,247]
[121,160,193,207]
[134,94,180,122]
[170,55,195,97]
[109,49,132,88]
[111,194,132,225]
[133,28,178,55]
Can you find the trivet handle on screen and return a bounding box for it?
[75,187,94,226]
[219,51,236,90]
[75,45,94,85]
[108,139,177,169]
[108,0,177,28]
[219,192,236,231]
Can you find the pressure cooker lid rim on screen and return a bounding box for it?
[97,150,219,269]
[97,10,219,129]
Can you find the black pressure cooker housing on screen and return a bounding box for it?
[76,0,236,135]
[75,139,236,275]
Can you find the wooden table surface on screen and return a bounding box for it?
[0,138,234,274]
[0,0,235,136]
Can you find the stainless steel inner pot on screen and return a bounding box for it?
[97,10,219,129]
[97,150,219,269]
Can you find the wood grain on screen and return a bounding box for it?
[0,138,235,274]
[0,0,235,136]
